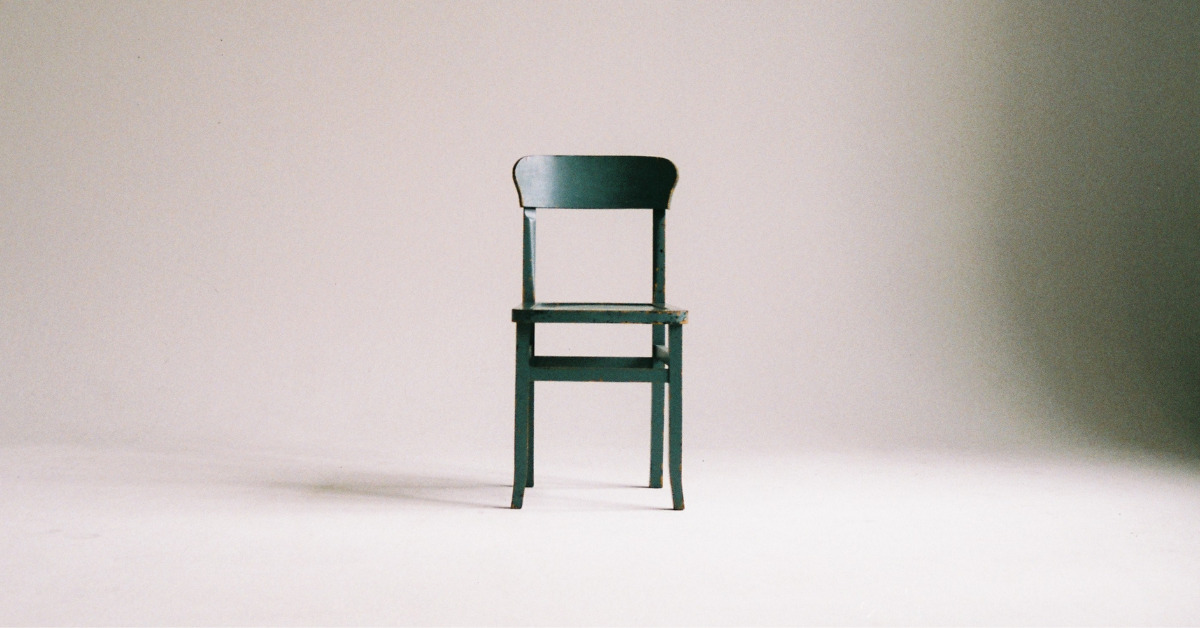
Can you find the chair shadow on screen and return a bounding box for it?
[268,472,511,509]
[270,471,662,510]
[9,446,671,511]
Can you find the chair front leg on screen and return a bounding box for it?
[668,323,684,510]
[650,324,665,488]
[511,322,533,508]
[650,381,664,488]
[526,324,535,488]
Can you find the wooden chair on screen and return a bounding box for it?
[510,155,687,510]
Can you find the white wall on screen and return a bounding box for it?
[3,1,1196,460]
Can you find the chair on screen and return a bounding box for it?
[510,155,687,510]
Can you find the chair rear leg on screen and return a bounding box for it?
[650,323,665,488]
[650,381,664,488]
[668,323,684,510]
[512,323,533,508]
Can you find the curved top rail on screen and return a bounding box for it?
[513,155,677,209]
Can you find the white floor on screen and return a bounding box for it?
[3,443,1199,625]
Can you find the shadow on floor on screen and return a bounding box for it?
[268,471,660,510]
[268,472,510,509]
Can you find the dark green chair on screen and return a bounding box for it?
[510,155,687,510]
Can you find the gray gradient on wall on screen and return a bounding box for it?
[992,2,1200,456]
[2,1,1197,459]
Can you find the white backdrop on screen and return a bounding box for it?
[3,1,1197,464]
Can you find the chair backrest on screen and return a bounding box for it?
[513,155,678,306]
[513,155,677,209]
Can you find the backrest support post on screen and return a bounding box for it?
[652,207,666,306]
[522,208,536,306]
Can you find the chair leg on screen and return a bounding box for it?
[668,323,684,510]
[650,324,665,488]
[650,381,664,488]
[512,323,533,508]
[527,324,536,487]
[526,377,535,488]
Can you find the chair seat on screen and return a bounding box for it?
[512,302,688,324]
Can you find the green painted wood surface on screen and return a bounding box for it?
[512,303,687,325]
[511,323,533,508]
[521,209,536,306]
[513,155,677,209]
[650,330,666,489]
[651,207,669,489]
[653,208,666,306]
[668,323,684,510]
[530,362,669,383]
[525,324,535,489]
[531,356,657,369]
[509,155,686,511]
